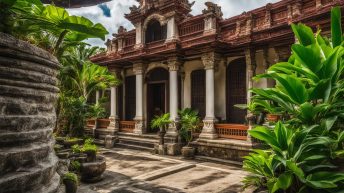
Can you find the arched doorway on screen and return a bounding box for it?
[226,58,247,123]
[146,68,169,132]
[145,19,167,43]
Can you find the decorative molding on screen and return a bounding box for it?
[143,14,167,31]
[201,52,220,70]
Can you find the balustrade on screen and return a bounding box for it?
[119,121,135,133]
[215,124,248,140]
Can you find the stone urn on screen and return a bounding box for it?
[80,156,106,183]
[0,33,60,192]
[181,146,195,159]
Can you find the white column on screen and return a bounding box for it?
[95,90,100,104]
[245,49,256,105]
[166,57,181,138]
[199,52,219,140]
[133,63,145,134]
[166,17,178,42]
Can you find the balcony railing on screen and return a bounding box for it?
[215,124,248,140]
[119,121,135,133]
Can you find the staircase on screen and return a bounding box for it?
[116,132,159,152]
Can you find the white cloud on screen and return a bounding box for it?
[68,0,279,47]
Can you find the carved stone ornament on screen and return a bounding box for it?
[202,2,223,19]
[167,57,182,71]
[201,52,220,70]
[143,14,167,30]
[118,26,127,34]
[133,63,146,75]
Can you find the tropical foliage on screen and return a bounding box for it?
[1,0,108,54]
[151,113,171,132]
[179,108,201,146]
[243,7,344,193]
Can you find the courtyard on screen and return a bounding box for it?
[1,0,344,193]
[76,148,248,193]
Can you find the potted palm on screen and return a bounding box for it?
[151,113,171,155]
[179,108,201,159]
[63,172,78,193]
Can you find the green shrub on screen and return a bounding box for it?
[63,172,78,183]
[71,144,81,154]
[70,161,81,172]
[81,143,98,154]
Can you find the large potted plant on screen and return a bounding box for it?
[151,113,172,154]
[79,139,106,182]
[243,7,344,193]
[0,1,108,192]
[179,108,201,159]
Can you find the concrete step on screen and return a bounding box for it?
[118,132,160,140]
[94,139,105,146]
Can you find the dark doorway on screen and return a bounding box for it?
[125,76,136,120]
[146,68,169,133]
[145,19,167,43]
[226,58,247,123]
[191,69,205,118]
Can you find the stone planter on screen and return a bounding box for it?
[63,179,78,193]
[181,146,195,159]
[80,156,107,183]
[0,33,60,192]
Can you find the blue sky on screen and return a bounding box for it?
[68,0,279,47]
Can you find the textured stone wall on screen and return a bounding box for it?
[0,33,60,193]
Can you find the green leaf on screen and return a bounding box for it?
[320,47,340,79]
[331,7,343,47]
[271,73,308,104]
[308,79,331,102]
[286,160,305,182]
[271,173,293,193]
[292,44,323,73]
[291,23,316,46]
[249,126,280,151]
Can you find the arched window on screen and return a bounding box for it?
[145,19,167,43]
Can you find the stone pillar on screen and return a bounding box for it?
[0,33,60,193]
[245,49,257,105]
[166,17,179,42]
[166,57,181,139]
[108,86,119,133]
[133,63,145,134]
[199,52,219,140]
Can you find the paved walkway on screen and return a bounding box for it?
[78,148,250,193]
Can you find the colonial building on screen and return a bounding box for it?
[90,0,344,160]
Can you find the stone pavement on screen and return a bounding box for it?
[78,148,251,193]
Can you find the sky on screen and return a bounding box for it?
[68,0,279,47]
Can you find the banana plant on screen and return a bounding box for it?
[2,0,108,54]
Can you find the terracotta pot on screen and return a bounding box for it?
[86,119,96,127]
[182,146,195,159]
[266,114,281,123]
[63,179,77,193]
[80,156,106,183]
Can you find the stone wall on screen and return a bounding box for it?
[0,33,60,193]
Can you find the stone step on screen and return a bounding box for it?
[118,132,160,140]
[115,142,153,152]
[94,139,105,146]
[118,135,157,149]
